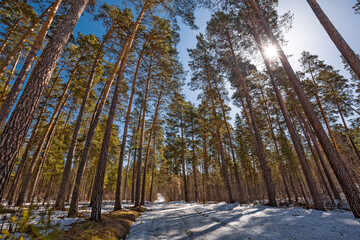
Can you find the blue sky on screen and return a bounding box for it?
[75,0,360,124]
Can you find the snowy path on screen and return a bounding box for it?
[127,195,360,240]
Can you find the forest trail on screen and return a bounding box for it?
[127,195,360,240]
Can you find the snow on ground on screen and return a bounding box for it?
[127,195,360,240]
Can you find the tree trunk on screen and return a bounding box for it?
[247,0,360,217]
[149,137,156,202]
[0,48,22,102]
[0,19,20,56]
[0,0,62,128]
[226,30,276,206]
[0,0,89,199]
[306,0,360,79]
[140,88,163,205]
[0,3,54,80]
[114,34,153,210]
[90,1,151,222]
[134,60,152,207]
[55,26,113,211]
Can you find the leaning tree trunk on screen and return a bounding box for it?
[0,0,62,128]
[226,30,276,206]
[0,19,20,56]
[247,0,360,217]
[306,0,360,79]
[134,60,153,207]
[249,21,324,210]
[114,33,153,210]
[0,0,89,199]
[140,87,163,205]
[55,26,113,211]
[149,137,156,202]
[90,1,151,222]
[0,3,54,80]
[0,48,22,103]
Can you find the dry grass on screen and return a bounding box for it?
[55,206,145,240]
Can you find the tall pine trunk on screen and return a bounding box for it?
[0,19,20,56]
[134,60,153,207]
[140,88,163,205]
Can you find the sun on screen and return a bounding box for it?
[263,45,278,59]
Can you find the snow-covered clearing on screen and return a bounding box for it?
[127,194,360,240]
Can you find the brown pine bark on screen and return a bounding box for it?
[0,19,20,56]
[55,26,113,211]
[134,60,153,207]
[114,33,153,210]
[0,0,62,128]
[0,3,54,80]
[225,30,276,206]
[306,0,360,79]
[247,0,360,217]
[191,117,199,202]
[0,0,89,199]
[90,1,151,222]
[140,88,163,205]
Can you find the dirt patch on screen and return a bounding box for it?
[55,207,145,240]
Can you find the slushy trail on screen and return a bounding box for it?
[127,194,360,240]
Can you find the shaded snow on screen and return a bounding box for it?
[127,197,360,240]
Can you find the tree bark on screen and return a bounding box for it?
[0,0,62,128]
[0,0,89,199]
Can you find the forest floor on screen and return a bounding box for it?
[127,194,360,240]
